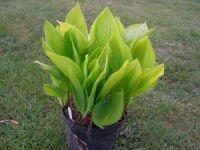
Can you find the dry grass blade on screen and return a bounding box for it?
[0,120,19,125]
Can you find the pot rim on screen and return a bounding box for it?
[62,106,128,132]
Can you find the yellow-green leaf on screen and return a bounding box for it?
[86,58,108,112]
[97,44,111,71]
[83,60,101,95]
[92,91,124,128]
[42,38,54,52]
[63,27,87,62]
[57,22,73,36]
[131,36,155,69]
[109,34,132,72]
[123,59,142,99]
[45,51,84,84]
[65,4,88,38]
[125,23,154,48]
[43,84,66,98]
[44,21,67,56]
[34,61,63,79]
[43,84,67,106]
[97,60,129,100]
[115,17,125,39]
[68,69,87,115]
[90,7,119,47]
[133,64,164,96]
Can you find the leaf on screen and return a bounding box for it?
[97,44,111,72]
[125,23,155,48]
[34,61,62,80]
[45,51,84,84]
[43,84,67,105]
[125,24,144,49]
[87,47,103,68]
[82,55,89,78]
[115,17,125,39]
[87,58,107,111]
[71,41,81,66]
[43,84,66,98]
[84,40,98,55]
[34,61,72,93]
[42,38,54,52]
[44,20,67,56]
[50,75,71,93]
[57,22,73,36]
[65,3,88,38]
[83,60,101,95]
[97,60,129,100]
[144,27,156,37]
[109,34,132,72]
[122,59,142,99]
[90,7,120,47]
[133,64,164,96]
[92,91,124,128]
[63,26,88,63]
[68,69,87,116]
[126,23,148,41]
[131,36,155,70]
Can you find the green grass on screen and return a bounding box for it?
[0,0,200,149]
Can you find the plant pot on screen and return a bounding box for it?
[62,108,128,150]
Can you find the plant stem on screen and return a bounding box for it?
[89,120,93,128]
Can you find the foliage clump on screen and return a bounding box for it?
[35,4,164,128]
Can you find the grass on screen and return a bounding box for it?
[0,0,200,149]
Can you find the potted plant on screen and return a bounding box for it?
[35,4,164,150]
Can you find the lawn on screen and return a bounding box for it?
[0,0,200,149]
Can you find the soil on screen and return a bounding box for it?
[64,94,92,128]
[63,94,128,129]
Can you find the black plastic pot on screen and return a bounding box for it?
[62,109,127,150]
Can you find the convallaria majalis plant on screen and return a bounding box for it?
[35,4,164,128]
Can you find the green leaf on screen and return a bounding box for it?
[133,64,164,96]
[57,22,73,37]
[43,84,67,106]
[92,91,124,128]
[97,60,129,100]
[34,61,72,93]
[86,45,109,73]
[43,84,66,98]
[65,4,88,38]
[44,20,67,56]
[51,75,71,92]
[63,26,87,63]
[44,52,87,115]
[45,51,84,84]
[68,69,87,116]
[144,27,156,37]
[97,44,111,72]
[84,40,98,55]
[126,23,148,40]
[87,47,103,67]
[131,36,155,70]
[72,41,81,66]
[90,7,120,47]
[87,58,108,111]
[83,60,101,95]
[82,55,89,78]
[115,17,125,39]
[122,59,142,99]
[34,61,62,80]
[42,38,54,52]
[109,34,132,72]
[125,23,155,48]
